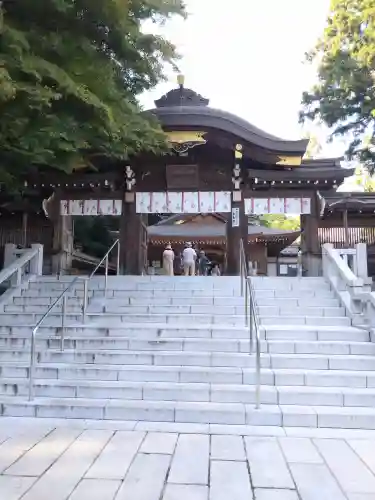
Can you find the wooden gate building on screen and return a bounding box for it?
[4,78,355,275]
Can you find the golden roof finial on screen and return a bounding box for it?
[177,74,185,88]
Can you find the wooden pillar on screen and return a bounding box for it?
[226,143,247,275]
[301,193,321,276]
[119,194,143,275]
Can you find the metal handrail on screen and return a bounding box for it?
[28,276,81,400]
[239,239,261,409]
[82,239,120,321]
[28,239,120,401]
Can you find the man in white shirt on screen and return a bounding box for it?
[163,244,175,276]
[182,242,197,276]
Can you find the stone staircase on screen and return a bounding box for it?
[0,275,375,429]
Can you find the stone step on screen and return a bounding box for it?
[6,304,253,315]
[260,316,351,327]
[3,362,375,387]
[263,326,369,342]
[254,289,333,299]
[256,306,345,317]
[3,379,375,407]
[27,282,242,293]
[0,335,373,355]
[13,295,341,312]
[1,397,375,428]
[13,296,250,307]
[98,305,344,317]
[24,286,330,299]
[2,348,375,370]
[0,323,367,341]
[4,305,84,314]
[252,277,328,287]
[254,297,340,307]
[0,312,249,326]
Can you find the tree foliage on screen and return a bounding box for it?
[303,133,323,159]
[74,216,116,258]
[300,0,375,172]
[0,0,185,189]
[260,215,301,232]
[353,165,375,191]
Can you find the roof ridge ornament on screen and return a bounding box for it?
[154,75,209,108]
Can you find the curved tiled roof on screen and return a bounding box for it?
[150,85,308,154]
[152,105,308,154]
[247,159,354,181]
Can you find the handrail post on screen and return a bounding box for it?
[28,328,36,401]
[116,241,120,275]
[240,241,244,296]
[245,281,249,327]
[255,339,261,409]
[82,278,88,323]
[61,294,67,351]
[249,292,254,354]
[105,255,108,298]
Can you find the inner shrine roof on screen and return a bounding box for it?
[147,213,300,242]
[322,192,375,213]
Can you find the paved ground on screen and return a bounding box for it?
[1,419,375,499]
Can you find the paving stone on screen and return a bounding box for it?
[244,437,294,489]
[135,422,209,434]
[20,430,112,500]
[140,432,178,454]
[69,479,121,500]
[348,440,375,476]
[162,484,209,500]
[209,460,252,500]
[314,439,375,494]
[85,431,145,480]
[115,453,170,500]
[0,476,37,500]
[285,428,375,439]
[209,424,286,437]
[0,430,51,474]
[346,495,375,500]
[4,428,82,477]
[278,437,323,464]
[254,489,299,500]
[210,435,246,461]
[169,434,209,485]
[290,463,346,499]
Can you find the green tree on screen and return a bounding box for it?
[353,165,375,191]
[303,133,323,159]
[300,0,375,172]
[260,215,301,231]
[0,0,185,189]
[74,217,115,258]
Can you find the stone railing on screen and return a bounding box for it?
[0,244,44,308]
[322,243,372,326]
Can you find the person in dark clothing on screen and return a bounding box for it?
[198,250,210,276]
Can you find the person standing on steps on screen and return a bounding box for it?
[182,242,197,276]
[197,250,210,276]
[163,244,175,276]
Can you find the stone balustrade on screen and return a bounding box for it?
[322,243,372,327]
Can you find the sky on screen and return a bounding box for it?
[140,0,349,159]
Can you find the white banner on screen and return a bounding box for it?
[135,192,232,213]
[244,197,311,215]
[60,200,122,216]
